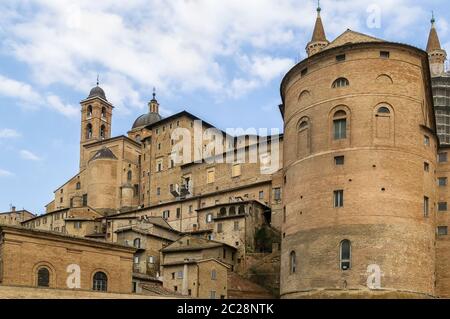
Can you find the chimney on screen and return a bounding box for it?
[11,206,16,212]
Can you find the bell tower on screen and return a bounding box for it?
[79,79,114,169]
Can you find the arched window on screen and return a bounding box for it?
[332,78,349,88]
[135,135,141,143]
[87,105,93,118]
[93,272,108,292]
[375,105,393,140]
[238,205,245,215]
[297,117,310,158]
[333,111,347,140]
[229,206,236,216]
[76,182,81,190]
[133,238,141,248]
[127,171,132,181]
[101,107,106,119]
[377,106,390,114]
[219,208,227,217]
[290,251,297,274]
[100,125,106,139]
[340,240,352,270]
[206,213,213,223]
[37,267,50,287]
[86,123,93,140]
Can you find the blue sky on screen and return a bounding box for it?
[0,0,449,214]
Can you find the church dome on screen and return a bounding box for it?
[132,113,163,129]
[88,86,107,101]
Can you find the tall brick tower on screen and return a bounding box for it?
[79,79,114,169]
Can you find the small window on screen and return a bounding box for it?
[207,168,215,184]
[259,191,264,200]
[380,51,390,59]
[439,152,448,163]
[438,177,448,187]
[438,226,448,236]
[210,291,216,299]
[127,171,132,181]
[301,68,308,76]
[217,223,223,233]
[133,238,141,248]
[274,188,282,201]
[234,221,239,231]
[332,78,349,88]
[336,54,346,62]
[335,156,345,166]
[438,202,448,212]
[87,105,92,117]
[290,251,296,274]
[334,190,344,208]
[333,110,347,140]
[211,270,217,280]
[206,213,213,223]
[162,210,170,220]
[76,182,81,190]
[424,135,430,146]
[229,206,236,216]
[424,162,430,172]
[93,272,108,292]
[340,240,351,270]
[37,267,50,287]
[424,197,430,217]
[148,256,155,264]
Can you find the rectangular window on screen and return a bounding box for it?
[274,188,282,201]
[82,194,88,206]
[176,208,181,219]
[163,210,170,220]
[234,221,239,231]
[438,226,448,236]
[259,191,264,200]
[424,162,430,172]
[439,152,448,163]
[380,51,390,59]
[210,291,216,299]
[207,168,215,184]
[148,256,155,264]
[232,164,241,177]
[335,156,345,166]
[336,54,346,62]
[424,135,430,146]
[171,273,175,279]
[438,202,448,212]
[74,221,82,229]
[211,270,217,280]
[439,177,448,187]
[177,271,183,279]
[424,197,429,217]
[334,119,347,140]
[156,159,163,172]
[334,190,344,208]
[217,223,223,233]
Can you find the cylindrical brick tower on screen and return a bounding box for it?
[280,21,437,298]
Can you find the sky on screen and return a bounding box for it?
[0,0,449,215]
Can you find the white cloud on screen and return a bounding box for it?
[0,169,13,177]
[20,149,42,161]
[0,0,436,110]
[0,74,78,118]
[0,128,21,139]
